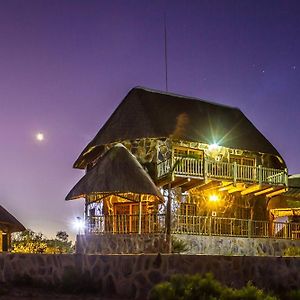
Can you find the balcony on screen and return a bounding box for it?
[86,214,300,240]
[157,156,288,187]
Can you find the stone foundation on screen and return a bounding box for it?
[174,234,300,256]
[0,253,299,299]
[76,233,168,254]
[76,233,300,256]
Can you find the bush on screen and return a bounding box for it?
[287,290,300,300]
[12,229,74,254]
[149,273,278,300]
[172,237,189,253]
[283,247,300,256]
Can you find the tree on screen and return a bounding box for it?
[12,229,74,254]
[12,229,48,253]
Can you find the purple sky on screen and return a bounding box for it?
[1,0,300,238]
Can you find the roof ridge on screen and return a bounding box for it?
[133,86,239,111]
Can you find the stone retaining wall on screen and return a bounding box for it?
[76,234,168,254]
[77,233,300,256]
[174,234,300,256]
[0,253,299,299]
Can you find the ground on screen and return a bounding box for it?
[0,287,128,300]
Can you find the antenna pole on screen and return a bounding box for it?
[164,12,168,92]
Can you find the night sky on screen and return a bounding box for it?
[1,0,299,238]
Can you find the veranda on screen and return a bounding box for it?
[86,213,300,240]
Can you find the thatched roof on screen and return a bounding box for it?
[74,87,283,169]
[66,144,163,201]
[282,174,300,199]
[0,205,26,232]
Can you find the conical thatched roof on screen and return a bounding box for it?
[66,144,163,201]
[0,205,26,232]
[74,87,284,169]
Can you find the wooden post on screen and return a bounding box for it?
[248,219,252,238]
[258,165,262,186]
[204,159,208,183]
[284,168,288,186]
[166,182,172,253]
[233,162,237,186]
[138,197,142,234]
[84,198,88,235]
[7,232,11,252]
[171,147,175,181]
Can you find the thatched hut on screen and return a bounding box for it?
[0,205,25,251]
[66,144,163,233]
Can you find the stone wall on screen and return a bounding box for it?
[0,253,300,299]
[77,233,300,256]
[174,234,300,256]
[76,234,168,254]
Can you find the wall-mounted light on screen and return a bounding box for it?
[73,217,85,235]
[209,194,220,203]
[208,143,219,151]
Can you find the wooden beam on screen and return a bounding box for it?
[254,187,274,196]
[182,179,222,192]
[266,188,287,198]
[171,178,190,189]
[182,179,208,192]
[241,184,261,196]
[219,183,234,191]
[228,184,246,194]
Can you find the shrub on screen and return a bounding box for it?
[12,229,74,254]
[287,290,300,300]
[283,247,300,256]
[172,237,189,253]
[149,273,278,300]
[222,282,277,300]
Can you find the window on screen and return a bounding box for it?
[174,147,203,160]
[113,203,148,233]
[230,155,255,166]
[180,203,196,216]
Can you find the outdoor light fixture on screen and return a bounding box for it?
[73,217,85,234]
[209,194,219,203]
[208,143,219,151]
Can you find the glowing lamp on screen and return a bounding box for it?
[209,194,219,203]
[73,217,85,234]
[208,143,219,151]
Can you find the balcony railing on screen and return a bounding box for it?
[157,157,287,186]
[87,214,166,234]
[86,214,300,240]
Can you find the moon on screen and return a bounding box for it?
[36,132,45,141]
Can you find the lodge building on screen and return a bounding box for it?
[66,87,299,253]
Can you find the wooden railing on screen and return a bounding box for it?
[87,214,300,240]
[172,215,300,239]
[87,214,166,234]
[157,157,287,186]
[173,157,203,177]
